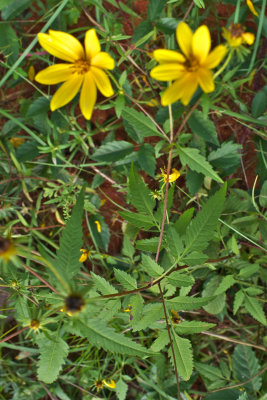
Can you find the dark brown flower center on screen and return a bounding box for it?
[65,294,85,313]
[184,57,199,72]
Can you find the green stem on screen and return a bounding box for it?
[234,0,241,23]
[213,49,233,79]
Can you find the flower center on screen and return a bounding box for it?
[73,60,90,75]
[184,57,199,72]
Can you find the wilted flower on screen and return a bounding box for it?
[161,168,180,183]
[150,22,226,106]
[94,379,116,390]
[35,29,115,120]
[222,23,255,48]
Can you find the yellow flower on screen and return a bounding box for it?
[222,23,255,48]
[35,29,115,120]
[161,168,180,183]
[29,319,41,331]
[0,238,17,262]
[79,248,90,262]
[246,0,258,16]
[9,137,25,148]
[103,379,116,389]
[150,22,226,106]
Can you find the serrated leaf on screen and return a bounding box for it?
[183,183,226,255]
[99,299,121,321]
[118,210,155,229]
[37,333,69,384]
[214,275,235,295]
[195,362,224,381]
[1,0,31,19]
[176,145,223,183]
[141,254,164,277]
[175,321,216,335]
[129,164,155,216]
[133,303,163,332]
[71,319,152,356]
[252,87,267,118]
[116,378,128,400]
[167,296,215,311]
[114,269,137,290]
[129,293,144,325]
[183,251,208,267]
[188,109,219,145]
[151,330,169,352]
[54,188,84,281]
[156,17,178,34]
[91,272,118,295]
[244,295,267,325]
[136,237,162,252]
[137,143,156,177]
[92,141,134,162]
[122,107,163,138]
[232,345,262,392]
[169,332,193,381]
[165,225,184,258]
[174,208,194,235]
[166,271,195,287]
[203,276,225,315]
[233,290,244,315]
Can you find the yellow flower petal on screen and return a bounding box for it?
[91,67,114,97]
[203,45,227,69]
[150,63,185,81]
[85,29,101,61]
[192,25,211,64]
[103,379,116,389]
[180,75,198,105]
[153,49,185,63]
[79,71,97,120]
[246,0,258,16]
[176,22,193,58]
[91,52,115,70]
[35,64,74,84]
[94,220,102,233]
[161,75,189,106]
[38,31,84,62]
[50,74,83,111]
[197,68,215,93]
[242,32,255,45]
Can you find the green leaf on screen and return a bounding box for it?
[115,94,125,118]
[0,0,14,11]
[0,23,19,64]
[187,110,219,145]
[183,251,208,267]
[166,271,195,287]
[1,0,31,20]
[122,107,163,139]
[244,295,267,325]
[119,210,155,229]
[195,362,224,381]
[165,225,184,259]
[114,268,137,290]
[131,21,154,47]
[156,17,178,34]
[233,290,244,315]
[151,330,169,352]
[129,164,155,216]
[183,184,226,255]
[133,303,163,332]
[37,333,69,384]
[169,332,193,381]
[251,86,267,118]
[141,254,164,277]
[88,214,110,252]
[208,141,242,176]
[167,296,216,311]
[175,321,216,335]
[54,188,84,281]
[136,237,162,252]
[92,141,134,162]
[147,0,167,20]
[176,145,223,183]
[26,97,50,117]
[214,275,235,295]
[202,276,226,315]
[116,378,128,400]
[71,319,152,356]
[91,272,118,295]
[186,169,204,195]
[174,208,194,235]
[232,345,262,392]
[137,143,156,177]
[259,180,267,207]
